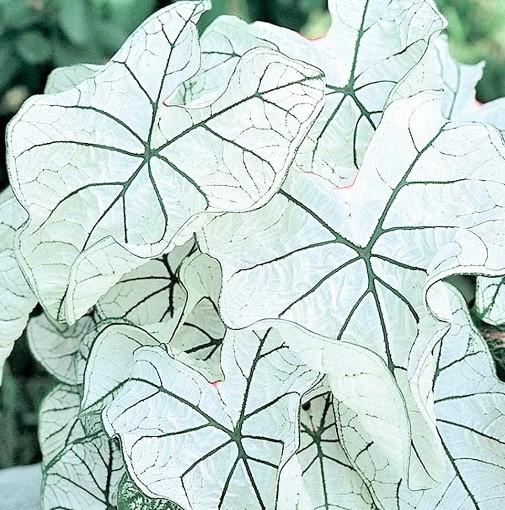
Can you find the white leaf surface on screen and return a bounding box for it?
[28,313,95,385]
[399,284,505,508]
[191,0,444,186]
[7,0,325,324]
[82,322,163,413]
[298,392,375,509]
[96,239,195,328]
[393,35,484,121]
[476,276,505,326]
[200,91,505,502]
[270,319,411,507]
[277,456,313,510]
[0,188,37,383]
[39,384,84,464]
[103,324,320,510]
[44,64,101,94]
[39,383,124,510]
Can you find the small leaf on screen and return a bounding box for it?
[299,392,375,509]
[476,276,505,326]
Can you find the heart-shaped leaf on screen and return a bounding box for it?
[103,324,320,509]
[189,0,445,187]
[7,0,325,324]
[200,91,505,500]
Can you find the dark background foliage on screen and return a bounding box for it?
[1,0,504,469]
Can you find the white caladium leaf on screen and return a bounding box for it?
[40,383,125,510]
[0,188,37,383]
[96,239,196,327]
[170,250,225,374]
[476,276,505,326]
[28,313,95,385]
[393,35,484,121]
[82,322,162,413]
[277,456,313,510]
[280,319,411,508]
[201,91,505,500]
[44,64,102,94]
[298,392,375,509]
[398,284,505,508]
[7,0,325,325]
[103,324,320,509]
[190,0,445,186]
[433,38,484,121]
[84,293,226,414]
[201,90,505,350]
[39,384,85,464]
[170,296,226,378]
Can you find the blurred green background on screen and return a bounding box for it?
[1,0,504,470]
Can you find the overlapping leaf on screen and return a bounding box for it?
[0,188,36,383]
[188,0,445,187]
[201,90,505,354]
[476,277,505,326]
[200,91,505,502]
[7,0,325,324]
[398,284,505,508]
[39,383,124,510]
[28,313,95,385]
[95,239,195,327]
[406,37,505,329]
[298,393,375,509]
[102,324,320,509]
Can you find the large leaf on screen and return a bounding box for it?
[7,0,325,324]
[200,91,505,501]
[0,188,37,383]
[298,392,375,509]
[398,284,505,508]
[201,90,505,345]
[39,383,124,510]
[190,0,444,186]
[102,324,321,509]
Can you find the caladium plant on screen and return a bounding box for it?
[1,0,505,509]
